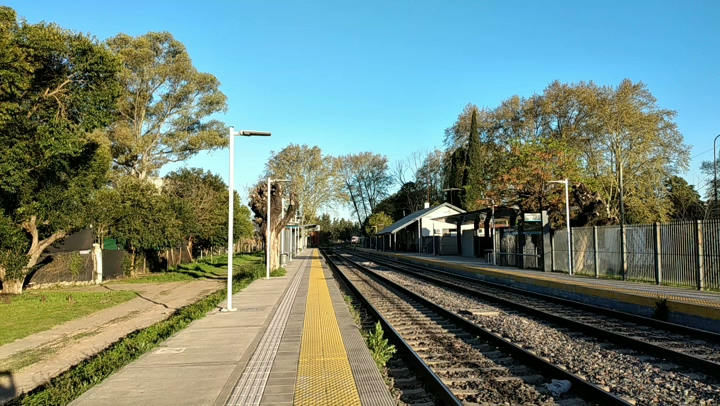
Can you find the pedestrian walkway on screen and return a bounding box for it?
[0,279,222,405]
[359,248,720,331]
[71,249,395,406]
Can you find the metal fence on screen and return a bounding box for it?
[552,219,720,290]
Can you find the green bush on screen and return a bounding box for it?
[365,322,396,370]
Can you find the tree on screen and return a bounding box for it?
[248,181,298,271]
[443,104,502,209]
[235,204,255,243]
[465,108,485,208]
[487,138,585,227]
[366,212,394,237]
[442,79,690,225]
[665,176,706,221]
[0,7,121,293]
[337,152,393,227]
[86,186,122,248]
[590,79,689,223]
[106,32,228,179]
[112,177,181,274]
[699,158,719,217]
[265,144,335,224]
[164,168,232,260]
[416,149,446,205]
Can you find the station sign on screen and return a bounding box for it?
[523,213,542,222]
[492,219,510,228]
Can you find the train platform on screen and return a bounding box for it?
[71,249,394,406]
[356,248,720,332]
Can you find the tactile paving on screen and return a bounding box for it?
[225,255,308,406]
[294,250,361,405]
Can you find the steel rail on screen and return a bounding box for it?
[348,250,720,379]
[327,249,632,405]
[319,249,462,406]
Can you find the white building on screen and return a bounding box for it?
[375,203,474,255]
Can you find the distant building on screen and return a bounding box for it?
[376,203,471,254]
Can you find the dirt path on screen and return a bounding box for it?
[0,279,223,403]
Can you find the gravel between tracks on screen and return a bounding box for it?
[354,257,720,406]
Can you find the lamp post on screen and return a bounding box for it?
[714,134,720,213]
[267,178,290,280]
[443,188,462,207]
[549,179,572,275]
[223,127,271,312]
[491,200,496,265]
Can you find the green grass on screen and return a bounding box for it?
[106,253,266,284]
[0,291,136,347]
[8,273,257,406]
[105,273,196,284]
[270,267,287,277]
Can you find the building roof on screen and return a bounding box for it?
[377,203,464,235]
[436,206,521,226]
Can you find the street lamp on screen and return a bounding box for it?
[491,200,496,266]
[443,188,462,207]
[549,179,572,275]
[714,134,720,212]
[223,127,271,313]
[267,178,290,280]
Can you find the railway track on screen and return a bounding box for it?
[338,249,720,405]
[346,249,720,376]
[322,249,631,405]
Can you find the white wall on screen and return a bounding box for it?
[420,206,474,237]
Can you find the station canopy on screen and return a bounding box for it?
[376,203,464,235]
[436,206,520,226]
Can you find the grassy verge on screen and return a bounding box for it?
[0,291,136,346]
[7,271,259,406]
[106,252,266,284]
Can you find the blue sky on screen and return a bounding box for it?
[8,0,720,218]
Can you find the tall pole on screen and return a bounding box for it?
[266,178,271,280]
[564,179,572,276]
[222,127,270,313]
[714,134,720,213]
[224,129,237,312]
[619,162,627,279]
[491,201,496,265]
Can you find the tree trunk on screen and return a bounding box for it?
[2,279,23,294]
[270,230,281,272]
[186,239,194,262]
[131,247,136,276]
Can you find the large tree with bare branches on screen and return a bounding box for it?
[0,7,121,293]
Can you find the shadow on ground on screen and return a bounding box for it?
[0,370,16,402]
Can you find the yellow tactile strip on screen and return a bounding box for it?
[379,251,720,321]
[294,249,362,406]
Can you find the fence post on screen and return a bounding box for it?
[654,222,662,285]
[593,226,599,278]
[696,220,705,290]
[550,231,555,271]
[93,243,103,284]
[621,224,628,280]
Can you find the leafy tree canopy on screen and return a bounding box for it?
[0,7,120,292]
[106,31,228,179]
